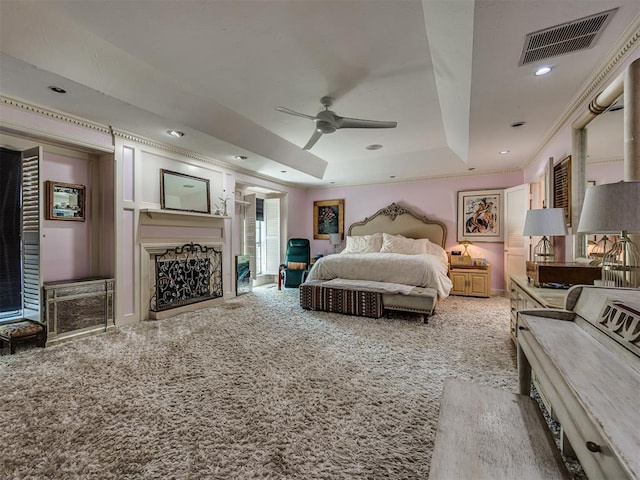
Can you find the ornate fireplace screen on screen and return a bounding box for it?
[150,242,223,312]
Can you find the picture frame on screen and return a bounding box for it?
[553,155,571,226]
[313,199,344,240]
[160,169,211,214]
[45,181,86,221]
[457,189,504,242]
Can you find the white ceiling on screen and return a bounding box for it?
[0,0,638,188]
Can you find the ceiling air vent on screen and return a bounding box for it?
[519,8,617,66]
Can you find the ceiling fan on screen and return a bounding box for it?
[276,96,397,150]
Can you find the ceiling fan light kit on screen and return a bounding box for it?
[276,96,397,150]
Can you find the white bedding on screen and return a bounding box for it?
[305,252,452,298]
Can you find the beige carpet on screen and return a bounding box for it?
[1,288,517,479]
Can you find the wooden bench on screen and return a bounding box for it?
[517,285,640,479]
[429,378,570,480]
[0,319,47,354]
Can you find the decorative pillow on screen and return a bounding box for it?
[380,233,428,255]
[424,240,449,266]
[341,233,383,254]
[287,261,307,270]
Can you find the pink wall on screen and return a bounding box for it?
[42,152,91,281]
[303,171,524,292]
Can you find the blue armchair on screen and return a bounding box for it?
[278,238,311,289]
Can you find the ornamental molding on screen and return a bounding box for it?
[0,96,111,134]
[522,19,640,171]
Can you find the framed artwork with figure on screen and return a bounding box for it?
[313,199,344,240]
[457,189,504,242]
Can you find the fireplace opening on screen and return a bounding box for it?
[150,242,222,313]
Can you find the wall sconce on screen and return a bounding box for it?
[577,181,640,287]
[522,208,568,263]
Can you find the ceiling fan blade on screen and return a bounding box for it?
[335,115,397,129]
[303,129,323,150]
[275,106,316,120]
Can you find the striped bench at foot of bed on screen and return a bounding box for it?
[300,280,384,318]
[299,280,437,323]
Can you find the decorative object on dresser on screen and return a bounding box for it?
[45,181,86,221]
[525,261,601,288]
[577,181,640,288]
[522,207,568,263]
[457,189,504,242]
[517,285,640,480]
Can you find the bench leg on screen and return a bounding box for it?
[517,342,532,395]
[423,314,429,324]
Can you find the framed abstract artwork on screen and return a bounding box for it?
[313,199,344,240]
[457,189,504,242]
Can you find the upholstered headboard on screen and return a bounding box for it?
[348,203,447,248]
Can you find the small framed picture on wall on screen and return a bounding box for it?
[313,199,344,240]
[45,181,86,221]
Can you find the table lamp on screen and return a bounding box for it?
[577,181,640,287]
[522,208,568,263]
[329,233,342,254]
[459,240,473,257]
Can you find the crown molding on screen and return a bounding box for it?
[0,96,111,134]
[521,15,640,172]
[111,128,302,190]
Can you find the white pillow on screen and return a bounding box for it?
[380,233,428,255]
[424,240,449,266]
[342,233,383,254]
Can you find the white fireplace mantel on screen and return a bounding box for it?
[140,208,228,227]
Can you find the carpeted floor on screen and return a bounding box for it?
[1,288,518,479]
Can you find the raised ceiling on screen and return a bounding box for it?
[1,0,639,187]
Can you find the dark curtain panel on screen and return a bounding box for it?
[256,197,264,221]
[0,147,22,313]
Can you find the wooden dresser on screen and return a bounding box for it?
[509,275,568,343]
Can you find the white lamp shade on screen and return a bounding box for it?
[522,208,567,236]
[329,233,342,246]
[577,181,640,233]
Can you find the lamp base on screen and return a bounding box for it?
[533,236,556,263]
[602,233,639,288]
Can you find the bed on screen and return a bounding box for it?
[300,202,452,321]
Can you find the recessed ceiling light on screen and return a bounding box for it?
[468,167,475,171]
[511,121,526,128]
[534,66,552,76]
[330,181,335,184]
[234,155,248,160]
[167,130,184,138]
[499,150,510,154]
[389,175,396,179]
[366,144,383,150]
[281,170,287,173]
[48,86,67,94]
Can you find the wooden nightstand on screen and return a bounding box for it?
[449,265,491,298]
